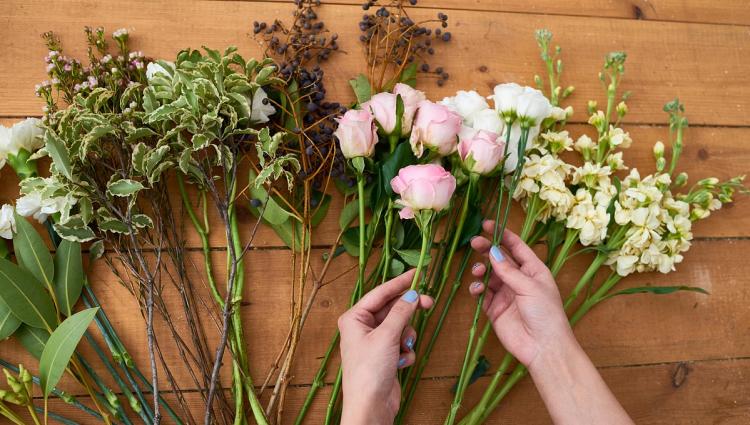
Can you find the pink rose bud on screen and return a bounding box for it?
[393,83,426,135]
[334,109,378,159]
[390,164,457,219]
[409,101,462,158]
[457,127,505,175]
[363,92,398,135]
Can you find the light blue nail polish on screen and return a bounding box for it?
[471,282,482,290]
[398,357,406,368]
[490,245,504,262]
[405,336,415,350]
[401,290,418,303]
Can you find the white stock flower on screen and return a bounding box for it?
[566,189,609,246]
[0,118,45,168]
[250,88,276,123]
[574,134,595,153]
[571,162,612,189]
[0,204,16,239]
[514,153,574,220]
[539,130,573,155]
[439,90,489,126]
[605,152,627,171]
[607,126,632,149]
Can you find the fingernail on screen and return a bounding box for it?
[401,290,418,303]
[405,336,415,350]
[490,245,504,262]
[470,282,482,291]
[398,357,407,368]
[470,235,479,242]
[472,262,482,270]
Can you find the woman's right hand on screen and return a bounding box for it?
[467,221,574,369]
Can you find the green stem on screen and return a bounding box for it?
[409,217,433,292]
[294,331,340,425]
[550,228,580,277]
[357,174,367,299]
[563,252,607,310]
[381,201,395,284]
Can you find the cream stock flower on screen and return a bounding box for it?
[0,204,15,239]
[607,126,632,149]
[539,130,573,155]
[566,189,610,246]
[571,162,612,189]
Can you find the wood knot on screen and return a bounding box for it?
[671,362,690,388]
[478,65,488,73]
[319,298,331,308]
[697,148,710,160]
[633,5,645,20]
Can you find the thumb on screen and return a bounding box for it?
[489,245,531,293]
[375,289,420,339]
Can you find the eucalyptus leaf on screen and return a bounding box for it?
[40,308,99,396]
[15,325,50,359]
[13,214,54,289]
[0,299,21,340]
[54,240,84,317]
[0,257,57,329]
[604,285,709,301]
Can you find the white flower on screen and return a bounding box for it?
[145,61,173,80]
[608,126,632,149]
[566,189,609,246]
[549,106,572,121]
[439,90,489,126]
[571,162,612,189]
[250,88,276,123]
[0,118,45,168]
[516,86,552,126]
[605,152,627,171]
[471,109,504,135]
[502,122,540,173]
[0,204,16,239]
[613,254,638,276]
[539,130,573,155]
[489,83,524,117]
[16,192,75,224]
[574,134,595,153]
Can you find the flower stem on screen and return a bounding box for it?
[357,174,367,298]
[563,251,607,309]
[550,228,580,277]
[409,216,433,292]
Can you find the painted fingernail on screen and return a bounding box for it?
[470,282,482,291]
[472,262,482,271]
[401,290,419,303]
[398,357,407,368]
[405,336,415,350]
[490,245,504,262]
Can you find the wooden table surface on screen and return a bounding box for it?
[1,1,750,423]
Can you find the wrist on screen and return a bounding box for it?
[341,393,392,425]
[527,328,582,377]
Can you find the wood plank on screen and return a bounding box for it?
[20,357,750,424]
[1,239,747,396]
[251,0,750,26]
[1,117,749,246]
[1,1,750,126]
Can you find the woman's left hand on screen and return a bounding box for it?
[338,269,434,425]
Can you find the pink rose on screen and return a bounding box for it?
[393,83,426,135]
[334,109,378,158]
[390,164,457,219]
[363,92,398,135]
[409,101,462,158]
[457,127,505,175]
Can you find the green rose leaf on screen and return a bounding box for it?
[395,249,432,268]
[53,240,84,317]
[349,74,372,104]
[107,179,145,197]
[339,200,359,231]
[40,307,99,396]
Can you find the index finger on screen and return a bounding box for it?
[353,269,416,314]
[481,221,546,276]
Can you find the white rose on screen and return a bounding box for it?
[16,192,75,223]
[250,88,276,124]
[471,109,504,135]
[502,122,540,173]
[0,118,45,167]
[515,87,552,126]
[0,204,16,239]
[489,83,524,117]
[439,90,489,126]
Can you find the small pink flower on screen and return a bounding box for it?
[457,126,504,175]
[334,109,378,159]
[409,101,462,158]
[390,164,457,219]
[362,92,398,135]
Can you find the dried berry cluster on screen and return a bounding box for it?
[37,27,149,117]
[359,0,452,88]
[253,0,345,191]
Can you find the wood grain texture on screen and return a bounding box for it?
[252,0,750,26]
[0,1,748,423]
[1,1,750,125]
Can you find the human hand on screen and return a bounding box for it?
[468,221,575,370]
[338,269,434,425]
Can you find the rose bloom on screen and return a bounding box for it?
[457,127,504,175]
[393,83,426,135]
[363,92,399,135]
[516,86,552,126]
[439,90,488,126]
[471,109,504,135]
[334,109,378,158]
[409,101,462,158]
[390,164,457,219]
[489,82,524,116]
[0,118,45,169]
